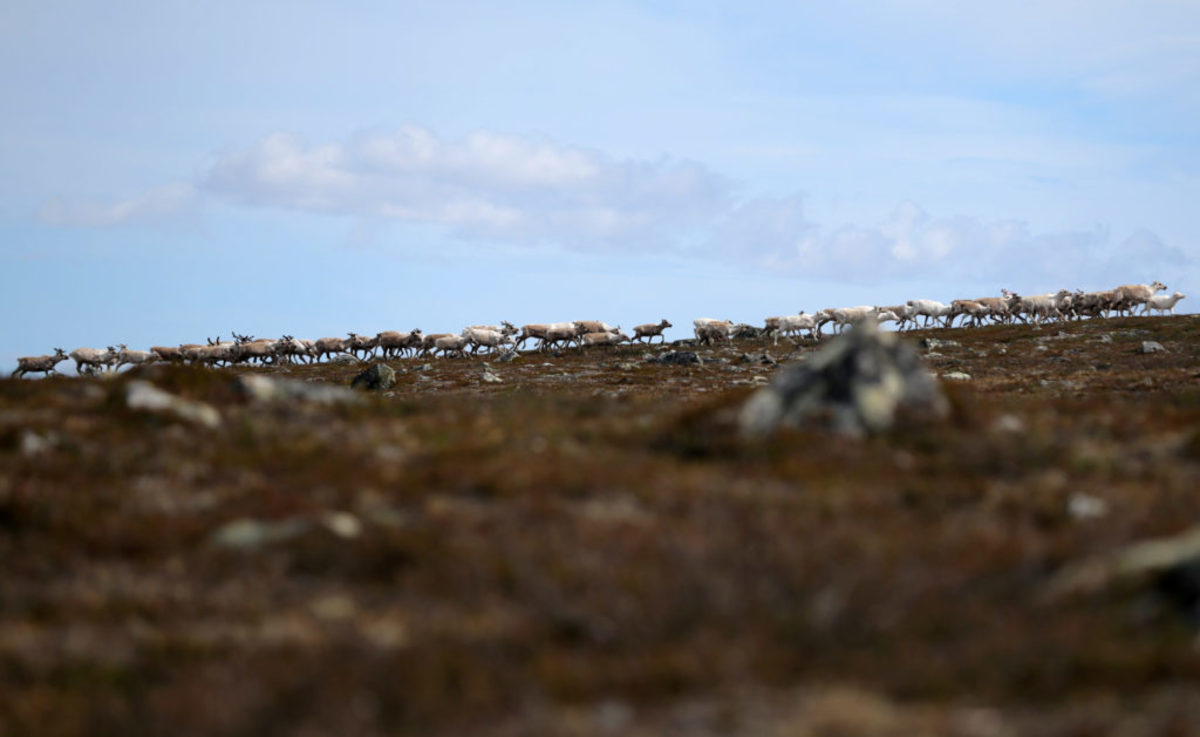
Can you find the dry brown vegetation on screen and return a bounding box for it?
[2,315,1200,736]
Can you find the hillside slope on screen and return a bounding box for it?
[2,315,1199,736]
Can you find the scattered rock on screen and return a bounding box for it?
[321,511,363,539]
[327,354,359,365]
[1139,341,1167,354]
[1096,333,1113,344]
[125,380,221,429]
[480,366,503,383]
[740,323,948,438]
[351,363,396,391]
[648,351,702,366]
[19,430,54,457]
[920,338,960,351]
[237,375,363,406]
[941,371,972,381]
[208,516,312,550]
[616,362,638,371]
[1034,331,1073,343]
[1035,345,1049,352]
[739,352,778,366]
[493,349,518,363]
[991,414,1024,434]
[1068,492,1108,520]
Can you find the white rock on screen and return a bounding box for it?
[125,380,221,429]
[1068,493,1109,520]
[322,511,363,539]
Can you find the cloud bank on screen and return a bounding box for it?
[712,198,1189,287]
[204,127,730,249]
[40,127,1189,287]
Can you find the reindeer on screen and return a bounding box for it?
[13,348,69,378]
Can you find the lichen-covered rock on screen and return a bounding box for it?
[740,323,948,438]
[1140,341,1167,354]
[351,363,396,391]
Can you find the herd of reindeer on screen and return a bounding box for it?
[10,280,1186,378]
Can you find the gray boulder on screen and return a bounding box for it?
[740,323,948,438]
[351,363,396,391]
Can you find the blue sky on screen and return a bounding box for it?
[3,1,1197,369]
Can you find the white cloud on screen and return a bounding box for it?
[707,197,1189,288]
[203,127,731,249]
[39,181,197,228]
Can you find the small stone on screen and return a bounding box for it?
[1139,341,1166,354]
[1097,333,1113,343]
[321,511,363,539]
[941,371,972,381]
[351,363,396,391]
[493,349,517,363]
[208,516,311,550]
[480,367,503,383]
[991,414,1025,434]
[19,430,53,457]
[616,362,637,370]
[1068,493,1108,520]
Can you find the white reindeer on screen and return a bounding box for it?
[1144,291,1186,315]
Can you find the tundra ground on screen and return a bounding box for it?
[2,316,1199,736]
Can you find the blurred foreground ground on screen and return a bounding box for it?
[2,316,1200,736]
